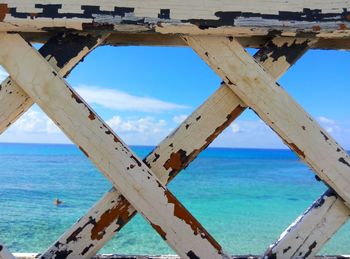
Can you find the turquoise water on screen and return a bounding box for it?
[0,143,348,255]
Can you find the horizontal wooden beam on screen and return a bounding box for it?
[18,32,350,50]
[265,189,349,258]
[40,37,308,259]
[0,32,227,259]
[0,32,107,134]
[1,1,350,38]
[12,254,350,259]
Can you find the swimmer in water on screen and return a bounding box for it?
[54,198,63,206]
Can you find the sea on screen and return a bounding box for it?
[0,143,348,255]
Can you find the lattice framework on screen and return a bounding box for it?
[0,1,350,259]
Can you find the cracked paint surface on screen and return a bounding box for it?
[1,1,350,38]
[265,189,349,258]
[0,5,348,257]
[186,34,350,210]
[186,35,350,259]
[0,32,105,135]
[0,33,228,259]
[40,37,304,259]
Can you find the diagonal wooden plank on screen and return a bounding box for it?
[39,84,244,259]
[0,244,15,259]
[186,35,350,256]
[186,36,350,258]
[39,37,310,259]
[0,33,108,134]
[0,32,229,259]
[186,35,350,207]
[264,189,349,258]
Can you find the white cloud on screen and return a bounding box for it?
[212,118,286,148]
[75,85,189,113]
[107,116,167,134]
[46,119,61,134]
[0,107,70,144]
[231,123,240,134]
[229,119,266,134]
[12,110,60,134]
[0,105,173,146]
[318,116,336,125]
[106,115,172,145]
[172,114,188,124]
[1,105,348,149]
[0,66,8,82]
[317,116,339,133]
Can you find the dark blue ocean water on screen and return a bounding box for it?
[0,143,348,255]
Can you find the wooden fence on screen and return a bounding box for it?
[0,1,349,258]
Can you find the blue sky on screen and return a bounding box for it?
[0,45,349,149]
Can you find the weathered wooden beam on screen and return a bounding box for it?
[90,34,350,50]
[264,189,349,258]
[0,32,228,259]
[1,1,350,38]
[186,35,350,256]
[186,35,350,207]
[17,32,350,50]
[0,245,15,259]
[39,37,309,259]
[12,254,350,259]
[0,32,107,134]
[40,85,245,259]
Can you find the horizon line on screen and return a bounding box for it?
[0,141,293,151]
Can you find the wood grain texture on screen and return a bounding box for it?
[40,37,308,259]
[1,1,350,38]
[0,32,227,259]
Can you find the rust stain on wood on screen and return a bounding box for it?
[70,90,83,104]
[163,104,245,183]
[150,223,167,240]
[205,104,244,144]
[91,196,132,240]
[88,112,96,120]
[312,25,321,31]
[79,146,89,158]
[163,149,187,173]
[30,13,37,19]
[0,4,8,22]
[339,23,348,30]
[287,142,306,159]
[164,190,223,254]
[102,123,121,144]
